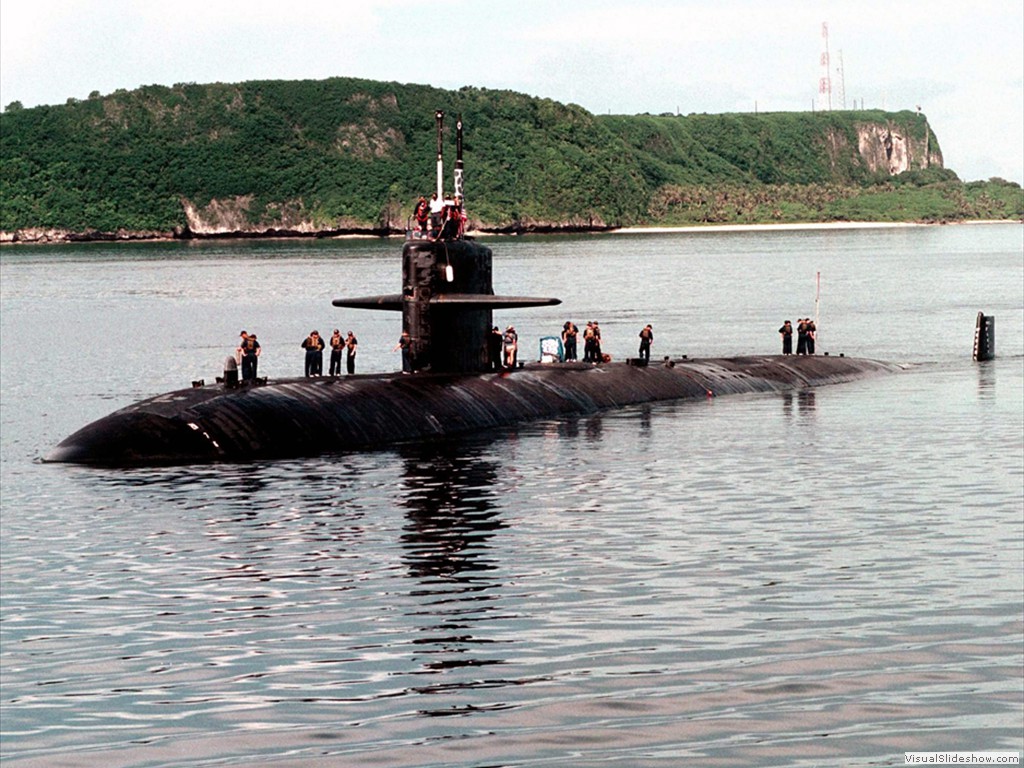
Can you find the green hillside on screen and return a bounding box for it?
[1,78,1020,239]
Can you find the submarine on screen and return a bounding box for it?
[45,112,902,467]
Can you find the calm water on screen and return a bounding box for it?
[1,224,1022,767]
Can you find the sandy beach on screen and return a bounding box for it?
[608,220,1019,235]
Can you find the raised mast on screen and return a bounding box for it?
[435,110,444,200]
[454,115,464,202]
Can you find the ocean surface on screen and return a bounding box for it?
[1,223,1022,767]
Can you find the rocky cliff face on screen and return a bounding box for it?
[179,197,370,237]
[854,121,942,175]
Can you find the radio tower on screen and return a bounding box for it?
[818,22,832,112]
[835,49,846,110]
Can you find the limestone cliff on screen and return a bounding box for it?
[853,120,942,175]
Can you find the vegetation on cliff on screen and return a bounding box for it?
[1,78,1020,239]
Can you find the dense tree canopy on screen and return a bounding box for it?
[1,78,1020,237]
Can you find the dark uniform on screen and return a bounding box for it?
[301,331,325,376]
[240,335,260,380]
[489,326,504,370]
[638,325,653,362]
[562,322,578,361]
[396,332,412,372]
[796,319,808,355]
[778,321,793,355]
[329,331,344,376]
[345,332,358,374]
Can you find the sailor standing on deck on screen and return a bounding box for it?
[778,320,793,355]
[504,326,518,368]
[394,331,412,373]
[489,326,504,370]
[238,330,261,381]
[329,329,344,376]
[638,324,653,362]
[796,319,808,355]
[562,321,578,361]
[302,330,325,376]
[345,331,358,374]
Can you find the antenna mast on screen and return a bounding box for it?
[454,115,464,203]
[836,49,846,110]
[819,22,832,112]
[435,110,444,199]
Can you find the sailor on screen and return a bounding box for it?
[345,331,358,374]
[504,325,518,368]
[428,193,444,238]
[778,320,793,355]
[301,330,325,376]
[638,324,653,362]
[796,319,808,355]
[489,326,504,370]
[393,331,412,373]
[239,330,261,380]
[806,319,817,354]
[414,196,430,237]
[592,322,603,363]
[237,330,248,364]
[440,195,465,240]
[562,321,578,361]
[329,329,344,376]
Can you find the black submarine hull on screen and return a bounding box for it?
[45,355,900,467]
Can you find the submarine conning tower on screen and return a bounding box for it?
[333,112,559,373]
[405,239,494,372]
[334,238,560,373]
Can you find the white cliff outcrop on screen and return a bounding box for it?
[855,121,941,175]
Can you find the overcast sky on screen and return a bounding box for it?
[2,0,1021,183]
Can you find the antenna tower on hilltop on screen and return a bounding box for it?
[818,22,832,112]
[835,49,846,110]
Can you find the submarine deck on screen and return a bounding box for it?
[46,355,901,466]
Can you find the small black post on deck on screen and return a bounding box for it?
[973,311,995,361]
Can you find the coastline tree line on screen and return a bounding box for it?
[1,77,1021,238]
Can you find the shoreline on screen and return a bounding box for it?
[609,220,1020,235]
[1,218,1019,246]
